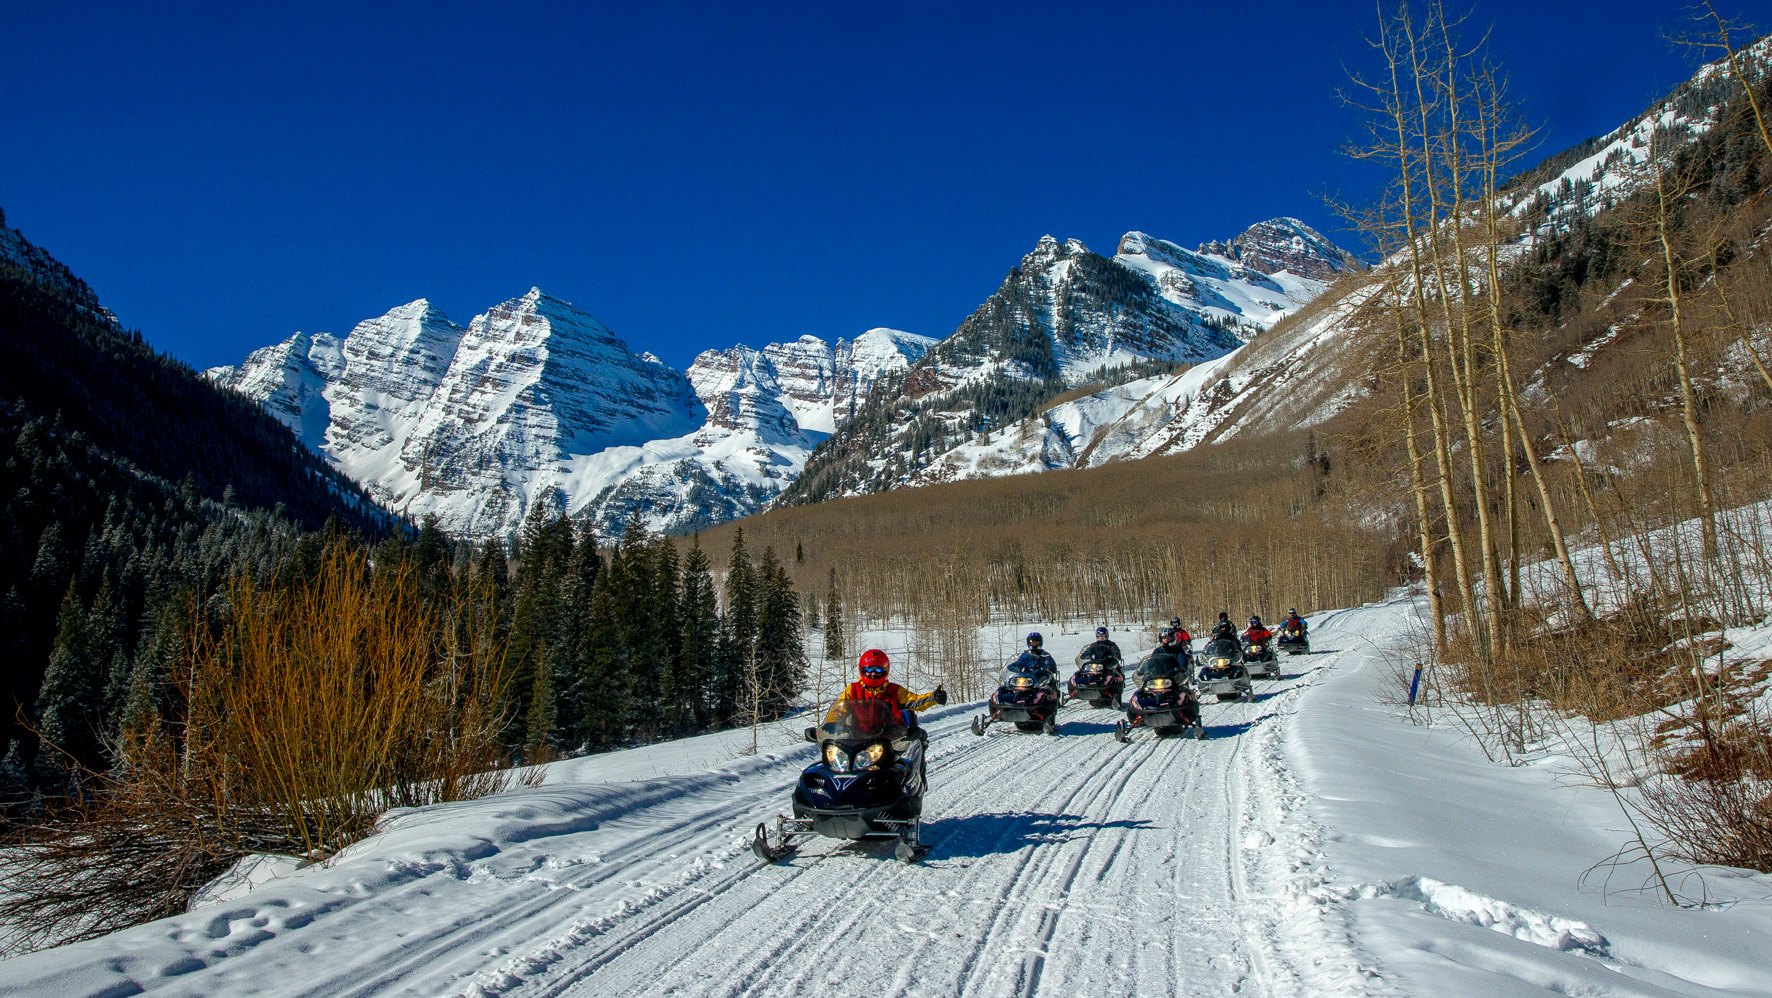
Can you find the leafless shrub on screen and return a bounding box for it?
[0,542,523,954]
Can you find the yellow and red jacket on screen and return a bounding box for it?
[826,681,939,723]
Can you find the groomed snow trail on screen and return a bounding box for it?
[0,627,1378,998]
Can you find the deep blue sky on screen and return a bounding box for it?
[0,1,1751,371]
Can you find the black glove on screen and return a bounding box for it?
[933,686,948,706]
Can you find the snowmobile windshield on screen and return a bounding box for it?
[1205,638,1241,664]
[1134,654,1183,685]
[1075,645,1120,668]
[820,698,909,743]
[1001,660,1050,689]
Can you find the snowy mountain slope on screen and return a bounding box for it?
[206,332,344,451]
[925,39,1772,488]
[1504,35,1772,235]
[779,220,1358,503]
[209,296,933,538]
[912,285,1374,483]
[7,604,1768,997]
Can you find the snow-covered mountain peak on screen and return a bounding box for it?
[1024,235,1092,268]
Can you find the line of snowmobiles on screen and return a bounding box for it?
[751,619,1306,866]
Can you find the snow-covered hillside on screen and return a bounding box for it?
[6,601,1767,997]
[208,296,933,538]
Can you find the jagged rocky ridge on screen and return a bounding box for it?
[777,219,1358,504]
[213,217,1354,536]
[210,294,934,538]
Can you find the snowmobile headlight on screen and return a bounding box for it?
[1012,675,1033,689]
[855,743,888,770]
[1214,657,1233,668]
[823,742,849,772]
[1149,677,1172,691]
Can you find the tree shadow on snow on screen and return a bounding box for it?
[921,811,1157,860]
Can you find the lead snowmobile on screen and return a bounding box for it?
[751,698,931,864]
[1195,636,1254,702]
[1115,651,1204,742]
[972,655,1062,735]
[1066,643,1125,708]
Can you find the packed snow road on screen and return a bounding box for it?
[0,625,1360,998]
[22,599,1771,997]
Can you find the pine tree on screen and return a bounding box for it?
[754,548,806,719]
[36,584,102,784]
[823,566,845,663]
[524,648,557,761]
[714,528,756,728]
[578,587,630,750]
[676,541,719,734]
[649,537,683,736]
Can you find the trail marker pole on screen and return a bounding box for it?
[1407,662,1423,705]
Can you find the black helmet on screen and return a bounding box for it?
[1169,616,1182,628]
[1160,627,1177,643]
[1026,631,1043,647]
[1250,615,1262,626]
[1218,612,1229,622]
[1289,608,1298,615]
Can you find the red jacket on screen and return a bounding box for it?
[1243,625,1272,644]
[826,681,939,722]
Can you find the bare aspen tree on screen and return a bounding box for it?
[1424,5,1505,653]
[1699,2,1772,157]
[1649,133,1720,560]
[1392,285,1452,653]
[1472,64,1594,622]
[1392,3,1483,647]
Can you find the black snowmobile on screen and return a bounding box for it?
[751,698,930,864]
[971,657,1061,735]
[1194,637,1254,702]
[1243,633,1281,680]
[1115,652,1204,742]
[1276,621,1310,656]
[1066,644,1125,708]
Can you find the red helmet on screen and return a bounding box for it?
[858,649,890,687]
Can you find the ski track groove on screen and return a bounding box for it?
[314,775,794,998]
[481,708,1057,998]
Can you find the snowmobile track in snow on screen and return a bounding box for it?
[467,678,1329,998]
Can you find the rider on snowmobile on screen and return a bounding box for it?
[1157,625,1192,665]
[1147,627,1189,664]
[829,649,947,723]
[1243,615,1273,646]
[1135,629,1204,724]
[1167,616,1193,644]
[1015,632,1059,683]
[1080,626,1122,665]
[1210,612,1238,643]
[1281,609,1306,634]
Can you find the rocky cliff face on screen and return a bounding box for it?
[1196,217,1361,282]
[211,297,932,539]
